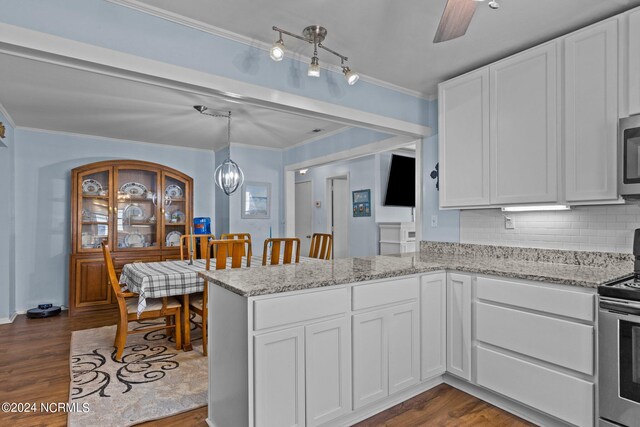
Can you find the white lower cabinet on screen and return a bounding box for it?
[353,301,420,409]
[254,327,306,427]
[474,277,596,427]
[421,273,446,380]
[446,273,472,381]
[305,317,351,426]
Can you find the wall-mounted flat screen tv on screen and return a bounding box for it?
[384,154,415,207]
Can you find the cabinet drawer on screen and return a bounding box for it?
[476,277,595,322]
[253,288,348,331]
[476,302,594,375]
[352,277,419,311]
[477,346,594,427]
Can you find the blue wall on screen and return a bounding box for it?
[422,134,460,242]
[0,114,15,321]
[228,145,284,254]
[295,155,378,257]
[13,129,215,312]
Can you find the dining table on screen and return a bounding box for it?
[119,255,321,351]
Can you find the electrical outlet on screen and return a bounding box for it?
[504,216,515,230]
[431,215,438,227]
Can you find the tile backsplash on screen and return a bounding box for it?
[459,203,640,254]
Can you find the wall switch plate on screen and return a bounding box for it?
[431,215,438,227]
[504,216,515,230]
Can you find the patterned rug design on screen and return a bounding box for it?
[68,316,207,427]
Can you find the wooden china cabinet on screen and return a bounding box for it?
[69,160,193,316]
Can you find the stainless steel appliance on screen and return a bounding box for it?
[619,115,640,198]
[598,229,640,427]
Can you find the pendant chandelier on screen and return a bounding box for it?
[269,25,359,85]
[194,105,245,196]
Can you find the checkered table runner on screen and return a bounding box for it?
[120,256,318,316]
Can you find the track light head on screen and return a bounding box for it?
[193,105,208,113]
[488,1,500,9]
[342,66,359,85]
[308,56,320,77]
[270,38,285,61]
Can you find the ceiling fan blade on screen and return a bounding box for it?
[433,0,477,43]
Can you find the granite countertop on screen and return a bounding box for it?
[199,245,634,297]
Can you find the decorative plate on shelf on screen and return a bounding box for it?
[166,231,182,247]
[165,184,183,198]
[124,232,145,248]
[123,204,146,221]
[120,182,148,197]
[82,179,102,195]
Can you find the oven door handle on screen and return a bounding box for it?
[600,299,640,316]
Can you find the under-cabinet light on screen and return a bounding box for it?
[501,205,571,212]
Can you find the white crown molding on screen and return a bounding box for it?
[16,126,216,153]
[105,0,433,100]
[0,99,16,127]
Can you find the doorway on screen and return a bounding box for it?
[295,180,313,256]
[327,176,349,258]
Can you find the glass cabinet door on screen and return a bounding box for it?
[161,172,191,248]
[78,167,112,253]
[115,167,160,251]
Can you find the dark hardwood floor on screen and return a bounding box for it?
[0,312,532,427]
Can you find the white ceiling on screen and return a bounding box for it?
[128,0,640,96]
[0,53,346,150]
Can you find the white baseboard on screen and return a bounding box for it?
[0,312,18,324]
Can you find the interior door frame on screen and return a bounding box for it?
[325,174,350,258]
[294,179,313,255]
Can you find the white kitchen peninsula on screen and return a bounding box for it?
[200,244,632,427]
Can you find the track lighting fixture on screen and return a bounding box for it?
[270,25,359,85]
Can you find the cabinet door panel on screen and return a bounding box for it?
[421,273,446,380]
[446,273,471,381]
[352,310,388,409]
[630,9,640,116]
[254,327,305,427]
[490,43,558,204]
[388,302,420,394]
[75,259,110,307]
[565,19,618,202]
[305,317,351,426]
[439,69,490,207]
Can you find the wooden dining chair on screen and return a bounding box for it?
[102,242,182,361]
[221,233,252,258]
[190,239,250,356]
[262,238,301,266]
[309,233,333,260]
[179,234,216,261]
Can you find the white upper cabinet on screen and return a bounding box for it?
[629,9,640,116]
[564,19,619,202]
[439,69,490,208]
[489,43,558,205]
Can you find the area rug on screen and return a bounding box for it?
[68,316,207,427]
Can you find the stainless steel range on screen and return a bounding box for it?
[598,232,640,427]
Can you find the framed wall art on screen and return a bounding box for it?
[352,189,371,217]
[241,182,271,219]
